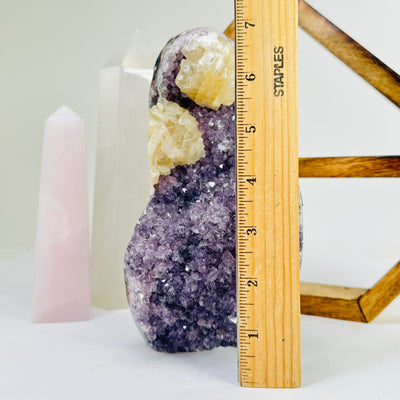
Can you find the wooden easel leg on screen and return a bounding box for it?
[359,261,400,322]
[300,282,368,322]
[300,261,400,323]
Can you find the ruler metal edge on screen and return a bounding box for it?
[235,0,301,388]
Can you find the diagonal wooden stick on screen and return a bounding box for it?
[298,0,400,108]
[225,0,400,107]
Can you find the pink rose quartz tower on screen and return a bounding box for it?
[33,106,90,322]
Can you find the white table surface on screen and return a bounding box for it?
[1,250,400,400]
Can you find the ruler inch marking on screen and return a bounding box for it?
[235,0,300,389]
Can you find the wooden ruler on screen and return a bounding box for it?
[235,0,301,388]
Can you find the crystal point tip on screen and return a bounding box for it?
[48,105,82,121]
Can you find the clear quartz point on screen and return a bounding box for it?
[91,32,153,310]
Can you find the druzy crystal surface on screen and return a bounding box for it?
[124,28,303,353]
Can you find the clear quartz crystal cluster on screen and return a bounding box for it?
[124,28,303,353]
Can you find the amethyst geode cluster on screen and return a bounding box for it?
[124,28,302,353]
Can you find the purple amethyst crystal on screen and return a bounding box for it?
[124,28,303,353]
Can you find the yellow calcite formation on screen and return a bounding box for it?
[148,100,205,186]
[175,32,234,110]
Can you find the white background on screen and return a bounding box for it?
[1,0,400,398]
